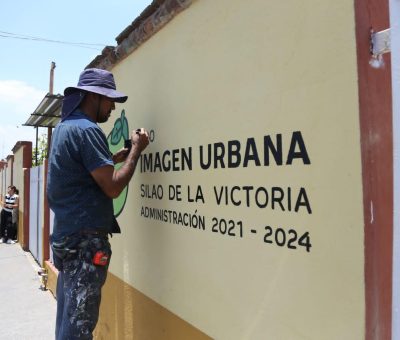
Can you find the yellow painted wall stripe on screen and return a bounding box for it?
[95,272,212,340]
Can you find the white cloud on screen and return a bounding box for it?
[0,80,46,122]
[0,80,47,159]
[0,124,41,160]
[0,80,45,101]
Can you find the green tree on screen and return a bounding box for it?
[32,133,48,166]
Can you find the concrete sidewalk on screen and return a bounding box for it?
[0,243,56,340]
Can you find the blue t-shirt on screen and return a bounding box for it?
[47,110,114,240]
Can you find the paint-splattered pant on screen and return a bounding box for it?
[51,234,111,340]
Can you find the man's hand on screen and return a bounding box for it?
[91,128,150,199]
[131,128,150,155]
[112,147,129,164]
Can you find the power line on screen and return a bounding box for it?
[0,30,107,51]
[0,30,105,46]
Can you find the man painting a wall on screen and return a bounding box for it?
[47,68,149,339]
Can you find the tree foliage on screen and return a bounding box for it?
[32,133,48,166]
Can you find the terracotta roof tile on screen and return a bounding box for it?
[87,0,192,70]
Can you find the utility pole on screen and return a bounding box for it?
[43,61,56,267]
[47,61,56,157]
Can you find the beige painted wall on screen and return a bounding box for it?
[6,158,12,190]
[0,168,6,199]
[13,147,25,241]
[101,0,364,338]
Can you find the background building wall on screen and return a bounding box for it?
[2,170,5,201]
[5,155,13,189]
[13,147,25,243]
[0,165,6,200]
[95,0,366,339]
[12,142,32,248]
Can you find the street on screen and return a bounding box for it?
[0,243,56,340]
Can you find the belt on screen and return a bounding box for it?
[79,229,109,238]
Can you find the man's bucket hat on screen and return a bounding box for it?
[61,68,128,120]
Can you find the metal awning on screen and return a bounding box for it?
[23,93,63,128]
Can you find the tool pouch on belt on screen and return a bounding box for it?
[83,237,112,268]
[51,233,112,272]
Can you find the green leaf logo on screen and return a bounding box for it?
[110,110,129,145]
[107,110,129,217]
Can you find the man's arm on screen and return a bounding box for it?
[91,128,149,198]
[112,148,129,164]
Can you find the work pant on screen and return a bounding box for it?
[51,234,111,340]
[0,210,13,241]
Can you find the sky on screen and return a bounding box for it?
[0,0,152,160]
